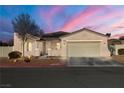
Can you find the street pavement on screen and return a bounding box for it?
[1,57,124,88]
[1,67,124,88]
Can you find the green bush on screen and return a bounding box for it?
[118,49,124,55]
[8,51,22,59]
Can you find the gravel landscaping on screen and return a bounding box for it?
[0,57,66,68]
[0,56,124,68]
[112,55,124,64]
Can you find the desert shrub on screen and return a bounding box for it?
[40,52,43,56]
[24,57,31,63]
[118,49,124,55]
[8,51,22,59]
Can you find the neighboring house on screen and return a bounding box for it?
[115,44,124,55]
[40,28,110,59]
[108,39,124,55]
[12,28,110,58]
[107,39,121,56]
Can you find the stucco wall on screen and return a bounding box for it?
[13,33,22,52]
[0,47,13,57]
[23,40,44,57]
[24,40,39,56]
[60,29,110,59]
[45,40,61,56]
[37,41,43,55]
[13,33,43,57]
[45,41,51,56]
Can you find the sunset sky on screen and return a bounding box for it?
[0,5,124,41]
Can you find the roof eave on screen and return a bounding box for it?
[60,28,108,39]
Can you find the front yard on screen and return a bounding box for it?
[0,57,66,68]
[0,55,124,68]
[112,55,124,64]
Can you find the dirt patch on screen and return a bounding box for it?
[112,55,124,64]
[0,57,9,63]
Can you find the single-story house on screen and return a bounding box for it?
[40,28,110,59]
[12,28,110,59]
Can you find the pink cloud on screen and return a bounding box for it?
[111,19,124,29]
[78,7,124,32]
[61,6,108,31]
[61,5,124,35]
[95,17,124,34]
[87,11,124,26]
[111,33,124,38]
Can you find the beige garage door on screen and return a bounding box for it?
[67,42,101,57]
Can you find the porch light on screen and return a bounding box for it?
[56,43,60,49]
[48,48,51,50]
[35,48,38,50]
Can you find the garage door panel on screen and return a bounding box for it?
[67,42,100,57]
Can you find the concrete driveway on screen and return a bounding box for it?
[67,57,124,67]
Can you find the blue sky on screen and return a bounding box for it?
[0,5,124,41]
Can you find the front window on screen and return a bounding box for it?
[27,42,32,51]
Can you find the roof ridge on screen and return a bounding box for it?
[60,27,108,38]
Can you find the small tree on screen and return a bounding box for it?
[108,44,115,56]
[30,24,44,38]
[12,14,41,56]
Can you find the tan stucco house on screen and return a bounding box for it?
[13,28,110,59]
[13,33,43,57]
[60,28,110,59]
[39,28,110,59]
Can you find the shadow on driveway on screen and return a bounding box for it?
[67,57,124,67]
